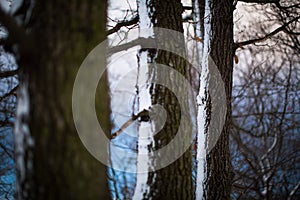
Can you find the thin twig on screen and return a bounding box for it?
[107,15,139,36]
[110,109,149,140]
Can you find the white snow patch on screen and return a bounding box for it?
[132,0,154,199]
[195,0,212,199]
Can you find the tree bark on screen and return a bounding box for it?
[145,0,194,199]
[203,0,234,199]
[18,1,111,199]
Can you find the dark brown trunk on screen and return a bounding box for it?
[18,1,111,199]
[205,0,234,199]
[145,0,194,199]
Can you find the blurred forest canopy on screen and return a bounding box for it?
[0,0,298,199]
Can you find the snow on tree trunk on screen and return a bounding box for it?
[132,0,154,199]
[195,0,212,198]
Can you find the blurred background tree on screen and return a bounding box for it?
[0,0,111,199]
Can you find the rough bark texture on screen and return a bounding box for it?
[204,0,234,199]
[145,0,194,199]
[19,1,111,199]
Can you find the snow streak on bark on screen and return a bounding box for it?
[14,79,33,200]
[132,0,154,199]
[195,0,212,199]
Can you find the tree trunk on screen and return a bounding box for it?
[18,1,111,199]
[145,0,194,199]
[202,0,234,199]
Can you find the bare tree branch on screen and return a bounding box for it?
[183,6,193,10]
[108,37,157,55]
[288,180,300,200]
[110,109,149,140]
[283,28,300,35]
[107,15,139,36]
[0,69,18,79]
[235,16,300,49]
